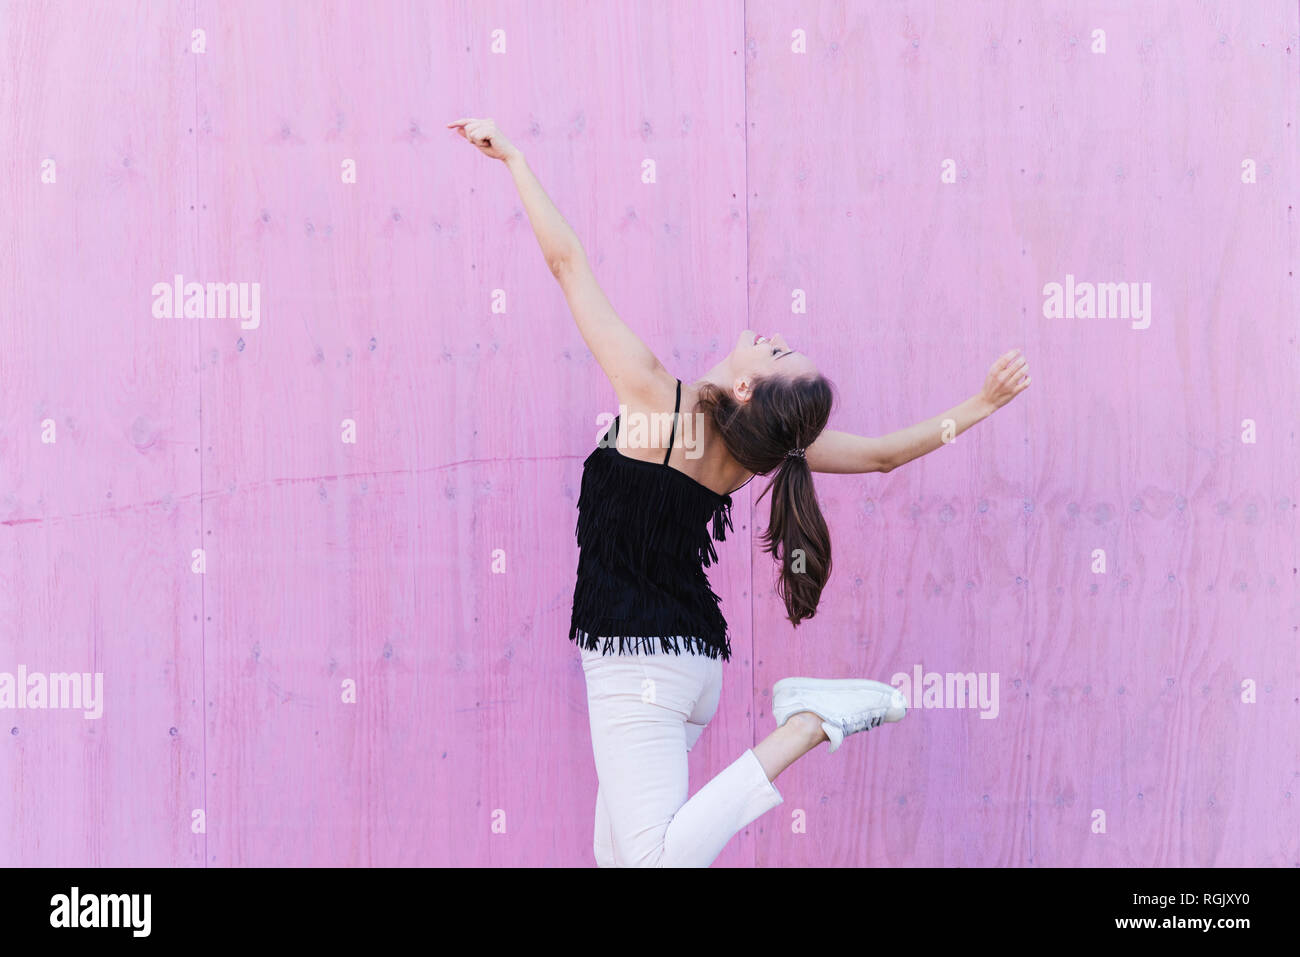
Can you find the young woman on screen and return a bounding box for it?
[449,117,1031,867]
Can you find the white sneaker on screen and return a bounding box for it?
[772,677,907,753]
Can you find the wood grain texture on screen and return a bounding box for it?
[0,0,204,867]
[0,0,1294,867]
[745,0,1297,866]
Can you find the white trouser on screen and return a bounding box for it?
[580,644,784,867]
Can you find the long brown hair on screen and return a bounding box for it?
[696,374,834,626]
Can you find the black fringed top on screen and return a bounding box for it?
[568,379,736,661]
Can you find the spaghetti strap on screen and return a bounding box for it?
[663,379,681,466]
[728,473,756,495]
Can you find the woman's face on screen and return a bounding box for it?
[728,329,818,399]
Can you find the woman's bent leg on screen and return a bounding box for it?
[664,653,782,865]
[659,747,783,866]
[581,647,783,868]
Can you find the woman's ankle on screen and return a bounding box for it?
[787,710,829,746]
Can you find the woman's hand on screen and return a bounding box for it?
[446,117,520,162]
[978,348,1031,413]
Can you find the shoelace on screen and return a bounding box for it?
[842,711,886,735]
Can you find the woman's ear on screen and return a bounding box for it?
[732,375,754,404]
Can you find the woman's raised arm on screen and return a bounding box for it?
[807,349,1030,474]
[447,117,667,405]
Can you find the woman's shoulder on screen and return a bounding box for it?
[614,364,681,414]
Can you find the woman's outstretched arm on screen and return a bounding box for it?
[807,349,1030,474]
[447,117,666,405]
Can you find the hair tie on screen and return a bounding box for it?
[786,448,806,460]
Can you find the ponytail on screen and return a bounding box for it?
[755,451,832,625]
[696,375,834,626]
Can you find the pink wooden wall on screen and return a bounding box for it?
[1,0,1295,867]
